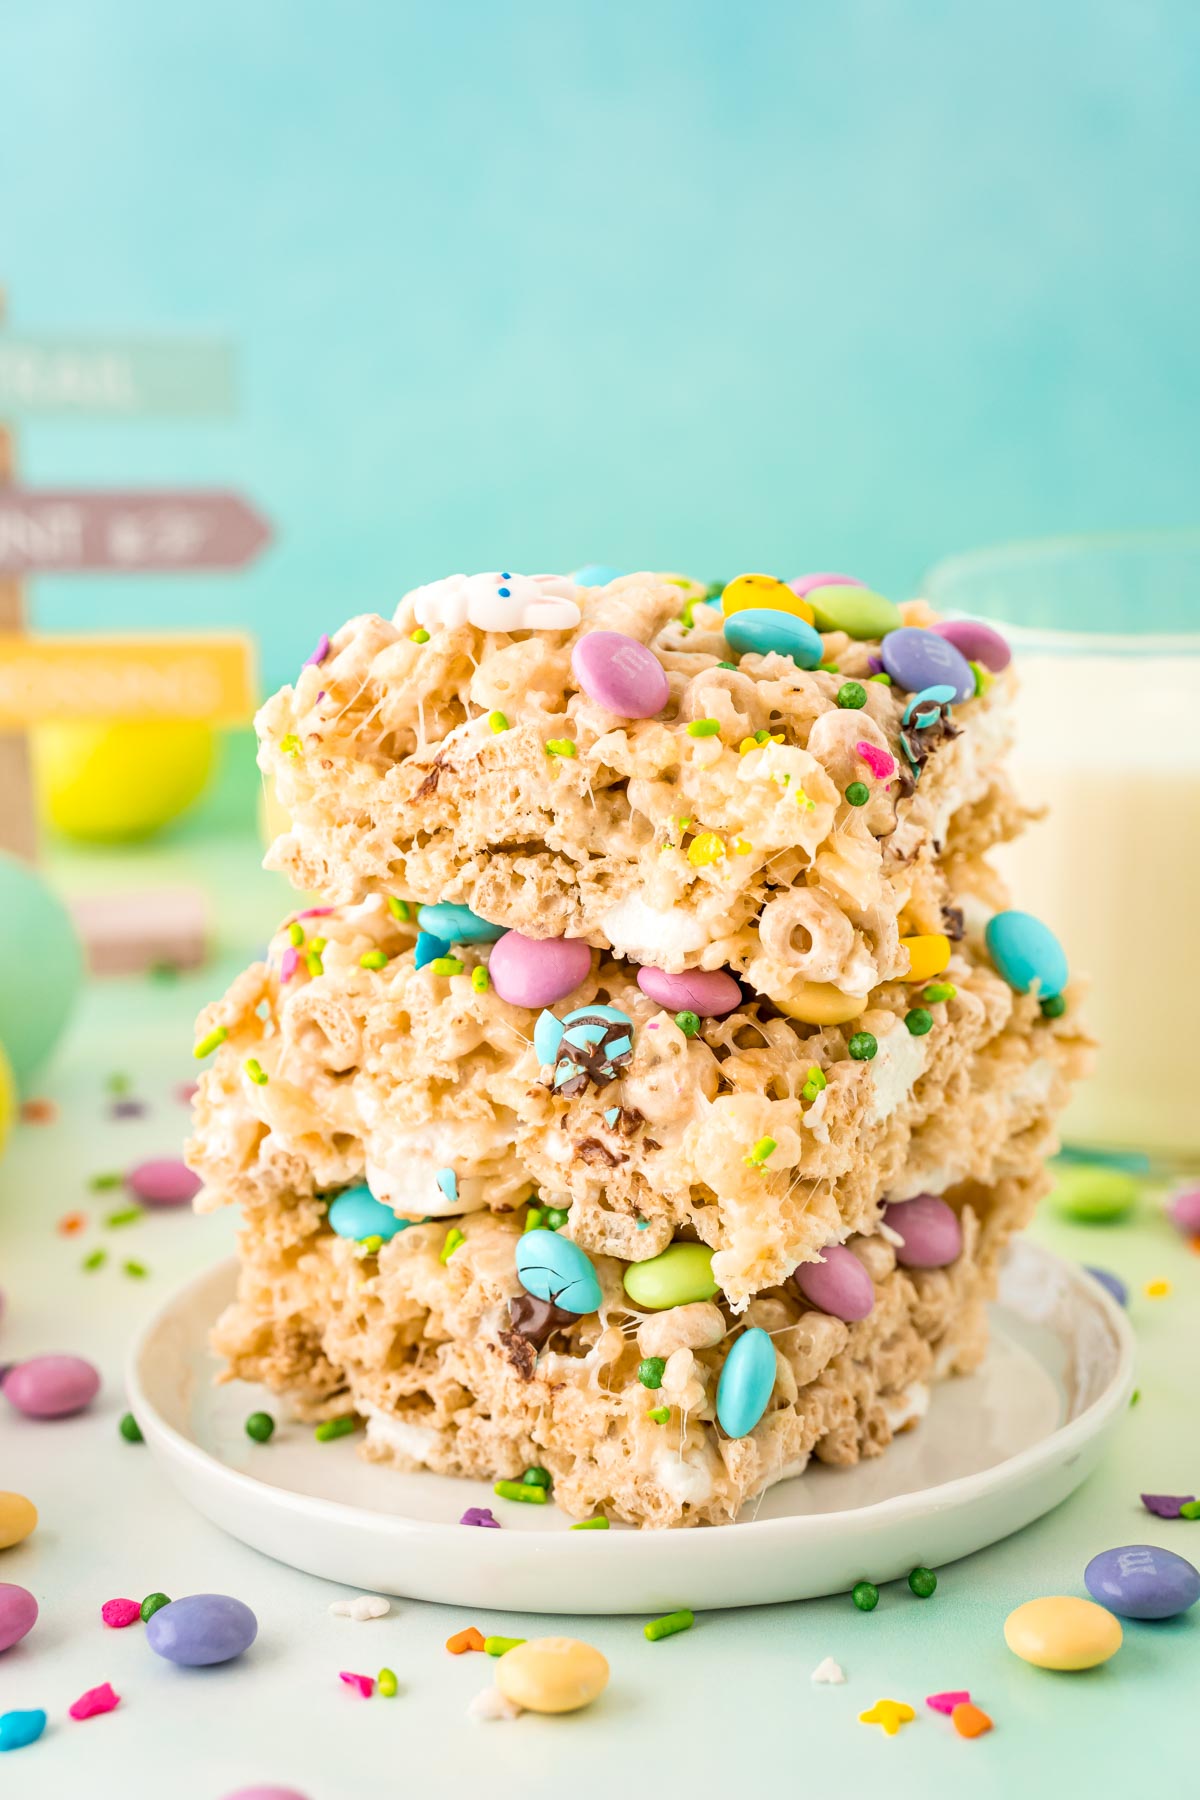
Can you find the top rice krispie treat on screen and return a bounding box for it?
[258,570,1020,1022]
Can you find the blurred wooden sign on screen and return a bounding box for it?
[0,337,235,416]
[0,489,271,573]
[0,632,256,725]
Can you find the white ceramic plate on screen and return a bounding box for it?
[128,1241,1134,1614]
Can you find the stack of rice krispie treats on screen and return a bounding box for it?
[188,569,1089,1528]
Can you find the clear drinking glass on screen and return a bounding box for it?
[923,532,1200,1165]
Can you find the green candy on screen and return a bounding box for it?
[908,1565,937,1598]
[638,1356,666,1389]
[522,1465,552,1489]
[852,1580,879,1612]
[118,1411,143,1443]
[245,1410,275,1443]
[141,1591,171,1621]
[806,586,904,639]
[623,1242,717,1311]
[1050,1165,1138,1224]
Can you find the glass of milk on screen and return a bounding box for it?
[924,532,1200,1164]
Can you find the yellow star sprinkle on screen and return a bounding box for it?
[1145,1279,1172,1298]
[859,1699,916,1736]
[686,831,726,867]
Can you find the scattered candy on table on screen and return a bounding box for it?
[1085,1267,1129,1307]
[101,1597,142,1628]
[0,1582,38,1652]
[644,1609,694,1642]
[858,1698,916,1736]
[1051,1166,1138,1223]
[460,1507,499,1528]
[1168,1187,1200,1235]
[339,1670,374,1697]
[952,1701,993,1738]
[329,1595,390,1621]
[2,1354,100,1419]
[926,1689,970,1713]
[145,1593,259,1666]
[245,1411,275,1443]
[68,1682,120,1721]
[0,1708,47,1752]
[811,1657,846,1684]
[377,1667,398,1697]
[1003,1596,1122,1670]
[141,1592,171,1621]
[221,1788,312,1800]
[126,1157,203,1206]
[1084,1545,1200,1620]
[1141,1494,1195,1519]
[447,1626,486,1654]
[494,1636,609,1714]
[852,1581,879,1612]
[908,1566,937,1598]
[0,1492,37,1549]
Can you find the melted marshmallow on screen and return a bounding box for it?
[602,893,710,963]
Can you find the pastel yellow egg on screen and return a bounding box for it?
[34,720,214,843]
[776,980,868,1026]
[0,1490,38,1550]
[721,574,815,625]
[1004,1596,1122,1671]
[900,934,952,983]
[657,571,710,604]
[495,1636,609,1714]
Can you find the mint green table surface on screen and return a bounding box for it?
[1,747,1195,1799]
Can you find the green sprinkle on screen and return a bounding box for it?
[745,1135,776,1166]
[644,1609,694,1642]
[305,950,324,977]
[845,781,870,807]
[647,1406,671,1425]
[908,1565,937,1598]
[570,1516,610,1530]
[430,956,464,977]
[687,718,721,737]
[359,1234,383,1256]
[288,921,306,947]
[104,1206,143,1228]
[717,660,737,670]
[107,1072,131,1095]
[1179,1500,1200,1518]
[244,1058,268,1086]
[410,628,431,644]
[359,950,389,970]
[387,895,411,922]
[922,982,956,1003]
[82,1249,107,1271]
[638,1357,666,1390]
[836,681,867,710]
[245,1411,275,1443]
[193,1025,228,1059]
[493,1479,547,1505]
[1040,994,1067,1018]
[848,1032,878,1062]
[1130,1389,1142,1409]
[868,671,893,685]
[89,1172,123,1190]
[543,1206,569,1231]
[440,1226,465,1264]
[309,936,327,954]
[123,1260,149,1279]
[522,1465,552,1490]
[315,1416,358,1442]
[818,662,840,674]
[852,1579,880,1611]
[674,1010,701,1038]
[377,1666,398,1697]
[471,965,490,993]
[140,1591,171,1621]
[484,1635,526,1656]
[804,1065,827,1092]
[969,659,992,697]
[119,1411,143,1443]
[523,1206,545,1233]
[488,710,509,733]
[905,1007,934,1037]
[545,738,577,758]
[279,733,302,755]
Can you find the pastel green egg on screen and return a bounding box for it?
[1049,1165,1139,1223]
[806,586,904,638]
[623,1243,718,1310]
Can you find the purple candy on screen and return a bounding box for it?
[1168,1187,1200,1236]
[880,627,975,702]
[146,1593,258,1666]
[1085,1544,1200,1621]
[882,1194,963,1269]
[488,931,592,1009]
[460,1507,500,1528]
[636,965,742,1018]
[1085,1266,1128,1308]
[930,616,1011,673]
[2,1353,101,1419]
[571,631,669,719]
[127,1157,202,1207]
[786,572,865,599]
[1142,1494,1194,1519]
[791,1245,875,1322]
[0,1583,38,1653]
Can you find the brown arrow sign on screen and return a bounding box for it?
[0,490,272,573]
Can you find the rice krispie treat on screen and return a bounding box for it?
[257,572,1021,1019]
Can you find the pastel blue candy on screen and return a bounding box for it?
[0,1709,46,1752]
[416,903,504,944]
[881,626,975,701]
[534,1009,566,1066]
[1085,1266,1128,1308]
[414,930,450,969]
[571,564,626,587]
[146,1593,259,1666]
[553,1005,635,1087]
[985,910,1068,999]
[435,1168,458,1204]
[515,1228,602,1315]
[328,1185,408,1244]
[716,1326,777,1438]
[1085,1544,1200,1620]
[723,609,824,669]
[901,683,956,726]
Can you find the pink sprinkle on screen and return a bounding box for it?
[297,907,335,920]
[339,1671,375,1697]
[174,1081,198,1106]
[927,1689,971,1715]
[856,741,896,780]
[101,1597,142,1629]
[280,947,299,983]
[303,633,331,670]
[69,1681,121,1721]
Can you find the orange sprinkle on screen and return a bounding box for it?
[446,1626,486,1655]
[21,1098,57,1124]
[57,1211,88,1236]
[952,1701,993,1739]
[1189,1236,1200,1256]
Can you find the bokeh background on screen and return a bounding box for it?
[5,0,1200,693]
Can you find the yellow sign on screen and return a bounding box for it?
[0,632,257,724]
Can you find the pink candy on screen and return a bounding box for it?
[488,931,593,1009]
[786,572,865,599]
[883,1194,963,1269]
[571,631,669,719]
[1168,1188,1200,1235]
[855,741,896,781]
[339,1671,374,1697]
[636,965,742,1018]
[0,1582,38,1653]
[127,1158,202,1207]
[280,947,300,984]
[927,1689,970,1714]
[69,1682,120,1720]
[930,617,1011,672]
[3,1353,101,1419]
[791,1245,875,1322]
[222,1790,312,1800]
[101,1598,142,1629]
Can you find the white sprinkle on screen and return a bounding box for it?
[811,1655,846,1684]
[878,1221,905,1247]
[329,1595,391,1621]
[468,1686,523,1722]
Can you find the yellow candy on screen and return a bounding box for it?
[1004,1597,1122,1671]
[34,719,214,842]
[495,1636,609,1714]
[720,574,815,625]
[0,1040,14,1162]
[0,1490,38,1549]
[776,980,868,1025]
[657,571,709,603]
[687,831,726,867]
[900,934,952,983]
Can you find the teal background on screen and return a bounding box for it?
[3,0,1199,693]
